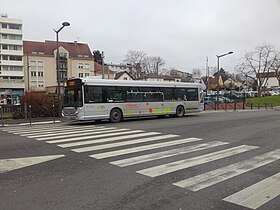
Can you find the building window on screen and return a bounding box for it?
[2,34,8,39]
[2,23,7,28]
[38,71,44,77]
[31,71,36,77]
[38,81,44,87]
[78,73,83,78]
[9,24,21,30]
[78,63,83,68]
[9,56,22,61]
[37,61,43,68]
[84,63,89,69]
[30,61,36,67]
[2,45,8,50]
[31,81,37,87]
[8,34,22,40]
[2,55,8,60]
[85,73,89,77]
[123,77,128,80]
[10,66,23,71]
[9,45,22,51]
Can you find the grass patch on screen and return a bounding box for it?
[246,95,280,107]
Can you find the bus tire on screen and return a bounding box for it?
[110,108,123,123]
[176,106,185,117]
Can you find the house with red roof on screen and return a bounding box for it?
[23,40,95,92]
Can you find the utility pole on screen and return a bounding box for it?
[206,56,209,95]
[101,51,104,79]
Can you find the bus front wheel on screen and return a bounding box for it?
[110,108,123,123]
[176,106,185,117]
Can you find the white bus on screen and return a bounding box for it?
[62,78,205,122]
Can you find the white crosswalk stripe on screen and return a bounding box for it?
[136,145,258,177]
[2,123,279,208]
[61,134,177,150]
[5,125,101,134]
[46,129,144,144]
[44,128,145,143]
[87,138,203,158]
[223,171,280,209]
[21,127,110,138]
[36,128,128,141]
[172,149,280,191]
[58,132,161,148]
[110,141,229,167]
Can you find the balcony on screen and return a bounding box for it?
[0,28,22,35]
[0,39,23,45]
[0,60,23,66]
[0,80,25,89]
[0,49,23,56]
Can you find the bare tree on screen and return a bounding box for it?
[142,56,165,75]
[273,56,280,86]
[123,50,146,79]
[235,44,279,96]
[123,50,165,79]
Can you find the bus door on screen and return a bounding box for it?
[185,88,199,110]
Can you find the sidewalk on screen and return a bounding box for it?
[0,117,65,127]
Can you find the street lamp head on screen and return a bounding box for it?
[62,22,70,27]
[228,51,233,54]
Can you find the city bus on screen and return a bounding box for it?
[62,77,205,122]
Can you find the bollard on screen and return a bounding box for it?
[243,102,245,110]
[29,105,32,125]
[0,106,3,127]
[24,102,27,119]
[234,100,237,110]
[251,103,253,110]
[258,103,260,110]
[53,104,55,123]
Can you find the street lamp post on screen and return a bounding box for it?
[54,22,70,117]
[216,51,233,109]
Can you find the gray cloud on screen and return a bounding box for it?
[2,0,280,73]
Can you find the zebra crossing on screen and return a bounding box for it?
[1,124,280,209]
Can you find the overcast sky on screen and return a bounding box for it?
[2,0,280,74]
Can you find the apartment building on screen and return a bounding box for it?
[23,40,95,93]
[0,13,24,104]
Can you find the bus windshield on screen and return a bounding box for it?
[64,85,83,107]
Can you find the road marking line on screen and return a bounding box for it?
[223,171,280,210]
[111,141,229,167]
[3,125,99,133]
[0,154,65,173]
[18,121,61,125]
[57,132,160,148]
[61,134,177,150]
[137,145,258,177]
[18,126,105,135]
[87,138,203,159]
[173,149,279,191]
[25,127,115,138]
[46,129,143,144]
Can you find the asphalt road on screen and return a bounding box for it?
[0,110,279,210]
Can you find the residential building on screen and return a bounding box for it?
[224,78,243,90]
[0,13,24,104]
[114,71,135,80]
[257,72,280,89]
[207,76,224,90]
[94,62,115,79]
[23,40,95,92]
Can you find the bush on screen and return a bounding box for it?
[12,92,60,119]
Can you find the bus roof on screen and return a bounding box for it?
[78,77,205,89]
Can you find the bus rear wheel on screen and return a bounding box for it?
[110,108,123,123]
[176,106,185,117]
